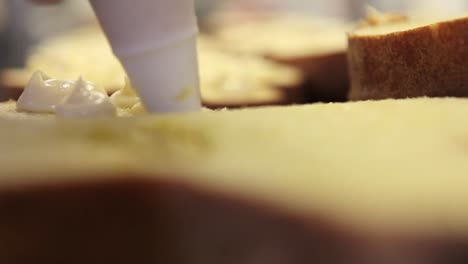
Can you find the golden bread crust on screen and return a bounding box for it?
[348,16,468,100]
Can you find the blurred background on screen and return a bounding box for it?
[0,0,466,106]
[0,0,466,68]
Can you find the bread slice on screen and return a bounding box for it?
[348,12,468,101]
[0,27,303,108]
[0,100,138,119]
[2,98,468,263]
[212,13,351,103]
[0,100,53,120]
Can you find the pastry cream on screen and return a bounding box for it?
[17,71,116,118]
[55,77,116,118]
[17,71,75,113]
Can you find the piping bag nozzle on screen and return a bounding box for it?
[90,0,201,113]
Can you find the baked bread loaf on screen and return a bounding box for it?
[348,11,468,101]
[0,27,302,108]
[0,100,53,120]
[2,98,468,263]
[0,100,142,119]
[0,99,217,120]
[212,13,351,103]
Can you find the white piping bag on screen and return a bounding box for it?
[89,0,201,113]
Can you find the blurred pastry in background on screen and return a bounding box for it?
[198,36,302,108]
[1,26,124,100]
[210,11,352,103]
[0,26,303,109]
